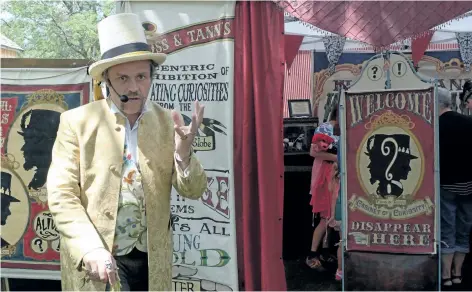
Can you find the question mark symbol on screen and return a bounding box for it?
[372,66,378,79]
[51,239,60,252]
[34,238,44,252]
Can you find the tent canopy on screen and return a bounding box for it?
[279,1,472,48]
[285,11,472,52]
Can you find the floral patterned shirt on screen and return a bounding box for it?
[108,100,191,256]
[109,101,150,256]
[113,143,148,256]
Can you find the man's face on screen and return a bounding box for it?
[1,201,12,225]
[107,60,153,116]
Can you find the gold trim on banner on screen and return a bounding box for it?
[1,154,20,170]
[1,245,17,256]
[365,110,415,130]
[19,89,68,112]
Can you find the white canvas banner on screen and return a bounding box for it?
[120,1,238,291]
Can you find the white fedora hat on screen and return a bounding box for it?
[88,13,166,81]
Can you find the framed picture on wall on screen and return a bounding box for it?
[288,99,312,118]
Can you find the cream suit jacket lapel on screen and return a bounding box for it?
[137,106,175,221]
[105,98,126,160]
[92,100,126,251]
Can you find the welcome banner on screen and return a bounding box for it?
[344,88,436,254]
[122,1,238,290]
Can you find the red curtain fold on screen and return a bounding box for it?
[234,1,286,291]
[412,31,434,66]
[284,35,304,70]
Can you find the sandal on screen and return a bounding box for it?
[306,256,323,270]
[442,278,453,290]
[452,275,462,285]
[335,269,342,281]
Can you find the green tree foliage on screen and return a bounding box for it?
[1,0,114,59]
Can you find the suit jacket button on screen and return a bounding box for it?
[104,211,113,219]
[108,165,118,175]
[115,127,121,132]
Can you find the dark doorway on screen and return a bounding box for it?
[282,118,341,291]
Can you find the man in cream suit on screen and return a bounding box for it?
[47,13,207,291]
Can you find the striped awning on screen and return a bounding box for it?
[283,50,313,118]
[348,42,459,52]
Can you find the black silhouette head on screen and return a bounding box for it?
[17,109,61,190]
[459,80,472,104]
[1,172,20,226]
[365,134,417,197]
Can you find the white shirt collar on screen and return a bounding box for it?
[108,98,151,117]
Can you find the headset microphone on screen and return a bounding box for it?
[107,79,129,103]
[120,95,129,103]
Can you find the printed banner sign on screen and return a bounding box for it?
[126,1,238,290]
[1,83,90,271]
[345,88,436,254]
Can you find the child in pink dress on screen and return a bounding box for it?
[306,114,340,269]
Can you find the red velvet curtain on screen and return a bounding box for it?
[234,1,286,291]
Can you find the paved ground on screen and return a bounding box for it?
[5,253,470,291]
[284,253,472,291]
[284,258,341,291]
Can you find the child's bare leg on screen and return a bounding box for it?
[311,218,327,252]
[306,218,328,269]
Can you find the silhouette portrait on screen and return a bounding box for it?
[1,172,21,247]
[17,109,61,190]
[365,134,418,198]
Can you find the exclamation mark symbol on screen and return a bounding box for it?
[397,63,402,75]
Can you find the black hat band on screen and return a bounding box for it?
[101,42,151,60]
